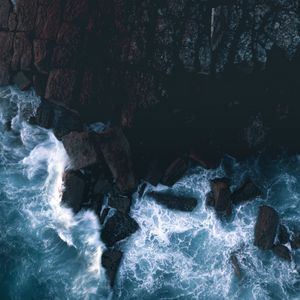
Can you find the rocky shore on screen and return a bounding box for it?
[1,0,300,287]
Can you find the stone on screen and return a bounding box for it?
[0,0,12,29]
[272,244,291,262]
[108,194,131,214]
[101,211,139,247]
[101,249,123,287]
[161,157,189,186]
[210,178,232,215]
[33,40,52,73]
[96,127,136,193]
[12,72,32,90]
[230,254,242,279]
[232,180,262,205]
[254,206,279,250]
[61,171,86,213]
[278,224,289,244]
[147,190,197,211]
[45,69,78,106]
[16,0,38,31]
[62,131,99,170]
[11,32,32,71]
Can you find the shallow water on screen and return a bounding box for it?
[1,87,300,300]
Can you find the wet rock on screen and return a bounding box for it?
[96,127,136,193]
[232,180,262,205]
[33,40,52,74]
[161,157,189,187]
[62,131,99,170]
[99,207,110,225]
[61,171,86,213]
[290,234,300,249]
[108,194,131,214]
[230,253,242,279]
[147,190,197,211]
[101,249,123,287]
[101,211,139,247]
[254,205,279,250]
[210,178,232,216]
[12,72,32,90]
[205,191,215,207]
[35,100,83,138]
[0,0,12,29]
[11,32,32,71]
[0,32,14,85]
[272,244,291,262]
[278,224,289,244]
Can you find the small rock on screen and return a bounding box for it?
[61,171,86,213]
[147,190,197,211]
[101,211,139,247]
[230,254,242,279]
[232,180,262,205]
[272,244,291,262]
[161,157,188,186]
[101,249,123,287]
[254,205,279,250]
[278,224,289,244]
[13,72,32,90]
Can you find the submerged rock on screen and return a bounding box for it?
[230,253,242,279]
[101,249,123,287]
[290,234,300,249]
[278,224,289,244]
[272,244,291,262]
[147,190,197,211]
[254,205,279,250]
[101,211,139,247]
[232,180,262,205]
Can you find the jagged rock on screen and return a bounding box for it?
[230,253,242,279]
[161,157,189,187]
[147,190,197,211]
[101,249,123,287]
[272,244,291,262]
[33,40,52,73]
[210,178,232,216]
[96,127,136,193]
[61,171,86,213]
[232,180,262,205]
[278,224,289,244]
[62,131,99,170]
[108,194,131,214]
[101,211,139,247]
[254,206,279,250]
[11,33,32,71]
[12,72,32,90]
[99,207,110,225]
[290,234,300,249]
[0,0,12,29]
[16,0,38,31]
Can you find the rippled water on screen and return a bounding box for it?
[1,87,300,300]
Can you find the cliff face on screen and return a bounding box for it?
[0,0,300,159]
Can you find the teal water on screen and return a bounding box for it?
[1,87,300,300]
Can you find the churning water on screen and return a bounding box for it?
[1,87,300,300]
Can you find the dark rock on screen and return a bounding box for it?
[290,234,300,249]
[11,33,32,71]
[101,249,123,287]
[12,72,32,90]
[63,0,89,22]
[254,205,279,250]
[45,69,78,106]
[230,254,242,279]
[210,178,232,215]
[108,194,131,214]
[93,178,111,196]
[56,22,81,47]
[8,12,17,31]
[147,190,197,211]
[35,100,83,138]
[0,0,12,29]
[16,0,38,31]
[0,32,14,85]
[62,131,99,170]
[61,171,86,213]
[33,74,48,97]
[99,207,110,225]
[51,45,79,69]
[272,244,291,262]
[278,225,289,244]
[232,180,262,205]
[33,40,52,74]
[205,191,215,207]
[101,211,139,247]
[161,158,188,187]
[96,127,136,193]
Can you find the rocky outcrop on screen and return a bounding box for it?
[272,244,291,262]
[254,205,279,250]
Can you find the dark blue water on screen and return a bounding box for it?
[1,87,300,300]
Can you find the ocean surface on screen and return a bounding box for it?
[1,87,300,300]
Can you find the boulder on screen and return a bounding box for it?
[147,190,197,211]
[108,194,131,214]
[62,131,99,170]
[101,249,123,287]
[101,211,139,247]
[210,178,232,215]
[232,180,262,205]
[61,171,86,213]
[272,244,291,262]
[96,127,136,193]
[12,72,32,90]
[230,253,242,279]
[290,234,300,249]
[278,224,289,244]
[161,157,189,186]
[254,205,279,250]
